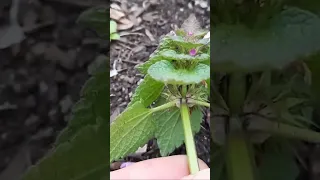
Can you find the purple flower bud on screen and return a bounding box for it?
[120,162,135,169]
[188,31,193,36]
[189,49,197,56]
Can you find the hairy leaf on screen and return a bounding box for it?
[148,60,210,84]
[181,14,201,34]
[23,118,108,180]
[166,35,209,49]
[154,107,202,156]
[110,102,155,163]
[128,75,164,107]
[212,7,320,72]
[136,50,209,74]
[160,50,210,62]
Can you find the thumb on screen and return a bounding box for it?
[181,168,210,180]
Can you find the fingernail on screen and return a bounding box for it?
[120,162,135,169]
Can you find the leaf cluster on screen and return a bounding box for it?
[110,14,210,162]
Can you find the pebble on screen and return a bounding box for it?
[25,115,39,126]
[59,95,73,114]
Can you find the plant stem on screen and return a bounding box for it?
[249,118,320,143]
[226,132,256,180]
[180,103,200,174]
[226,73,256,180]
[182,85,187,97]
[150,101,177,113]
[228,73,246,114]
[188,99,210,108]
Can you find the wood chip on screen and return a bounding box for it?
[142,11,159,22]
[119,31,144,37]
[135,144,147,154]
[132,45,145,53]
[118,18,134,30]
[110,3,122,11]
[110,8,125,21]
[145,29,155,42]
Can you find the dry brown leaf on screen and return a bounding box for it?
[118,18,134,30]
[142,11,159,22]
[145,29,155,42]
[110,3,122,11]
[110,8,125,21]
[132,45,146,53]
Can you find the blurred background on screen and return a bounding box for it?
[109,0,211,171]
[0,0,106,179]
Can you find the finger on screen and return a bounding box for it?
[181,168,210,180]
[110,155,208,180]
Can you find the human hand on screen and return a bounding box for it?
[110,155,209,180]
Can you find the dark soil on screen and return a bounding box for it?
[110,0,211,170]
[0,0,107,178]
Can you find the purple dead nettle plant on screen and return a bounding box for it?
[110,14,210,174]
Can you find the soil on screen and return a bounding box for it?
[110,0,211,171]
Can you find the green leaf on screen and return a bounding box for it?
[127,75,164,107]
[110,21,117,34]
[110,33,120,40]
[77,6,108,39]
[212,7,320,72]
[110,101,155,163]
[154,107,202,156]
[161,50,210,62]
[55,61,108,145]
[23,118,108,180]
[148,60,210,84]
[136,50,209,74]
[166,35,208,49]
[259,145,299,180]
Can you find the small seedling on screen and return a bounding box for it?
[110,14,210,174]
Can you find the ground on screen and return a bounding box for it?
[110,0,211,171]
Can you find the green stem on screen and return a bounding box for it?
[226,132,256,180]
[228,73,246,114]
[188,99,210,108]
[226,73,256,180]
[182,85,187,97]
[150,101,177,113]
[180,103,200,174]
[249,118,320,143]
